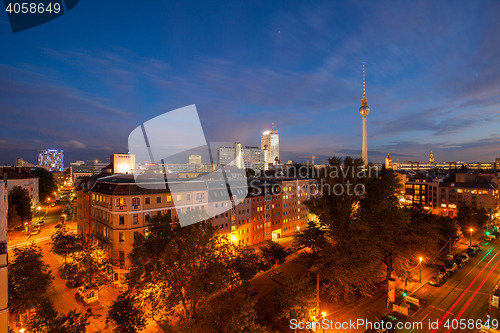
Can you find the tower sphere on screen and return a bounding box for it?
[359,105,370,116]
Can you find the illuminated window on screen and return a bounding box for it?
[457,189,463,193]
[441,204,446,208]
[117,198,125,207]
[177,195,182,201]
[167,195,172,202]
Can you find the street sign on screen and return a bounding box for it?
[406,296,420,306]
[393,304,409,316]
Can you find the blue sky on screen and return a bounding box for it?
[1,0,500,165]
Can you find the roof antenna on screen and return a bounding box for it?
[271,122,274,130]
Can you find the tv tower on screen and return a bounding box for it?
[359,62,370,167]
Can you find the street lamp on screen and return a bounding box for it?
[418,257,423,283]
[470,228,473,246]
[37,206,41,221]
[321,312,327,333]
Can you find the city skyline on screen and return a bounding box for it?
[1,1,500,164]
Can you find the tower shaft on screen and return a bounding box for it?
[362,115,368,166]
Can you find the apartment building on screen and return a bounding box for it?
[404,173,499,217]
[76,174,317,286]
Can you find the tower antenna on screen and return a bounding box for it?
[362,61,367,104]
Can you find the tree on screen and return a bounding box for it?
[8,186,32,228]
[51,226,82,264]
[292,221,327,254]
[7,204,22,230]
[259,240,291,274]
[274,275,316,323]
[28,297,90,333]
[72,235,112,289]
[231,247,265,283]
[455,205,489,235]
[106,293,146,333]
[225,297,266,333]
[128,214,237,322]
[32,168,57,202]
[8,244,53,316]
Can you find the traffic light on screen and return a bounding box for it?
[402,290,407,297]
[486,231,491,236]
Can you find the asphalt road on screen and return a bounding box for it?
[397,241,500,333]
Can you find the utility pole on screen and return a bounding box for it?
[316,272,320,317]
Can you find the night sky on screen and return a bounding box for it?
[1,1,500,166]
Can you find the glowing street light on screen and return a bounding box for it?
[470,228,473,246]
[230,235,237,243]
[37,206,41,221]
[418,257,423,283]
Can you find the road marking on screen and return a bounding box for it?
[8,230,76,250]
[444,253,500,333]
[430,248,498,333]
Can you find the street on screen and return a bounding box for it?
[398,241,500,333]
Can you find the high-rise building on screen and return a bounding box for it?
[358,62,370,167]
[261,124,279,166]
[38,149,64,171]
[0,180,8,331]
[429,150,435,164]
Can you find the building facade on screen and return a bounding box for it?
[0,167,39,207]
[0,181,7,332]
[38,149,64,172]
[404,174,499,217]
[75,174,317,286]
[217,144,268,170]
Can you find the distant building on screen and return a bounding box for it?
[0,180,8,332]
[188,155,202,166]
[261,124,279,166]
[111,154,136,174]
[0,167,39,207]
[429,150,435,164]
[38,149,64,172]
[404,173,500,217]
[217,143,268,170]
[385,154,393,170]
[14,158,37,168]
[70,160,109,183]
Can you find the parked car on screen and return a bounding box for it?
[376,315,398,333]
[439,266,450,277]
[37,220,45,226]
[445,261,458,273]
[30,226,40,235]
[472,243,482,252]
[459,253,469,264]
[467,246,479,256]
[51,202,56,207]
[429,275,446,286]
[454,257,465,268]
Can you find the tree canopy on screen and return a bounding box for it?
[128,214,238,322]
[32,168,57,202]
[8,186,32,229]
[106,293,146,333]
[8,244,53,315]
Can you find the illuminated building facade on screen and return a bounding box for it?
[261,124,279,166]
[38,149,64,172]
[0,181,7,332]
[75,174,316,286]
